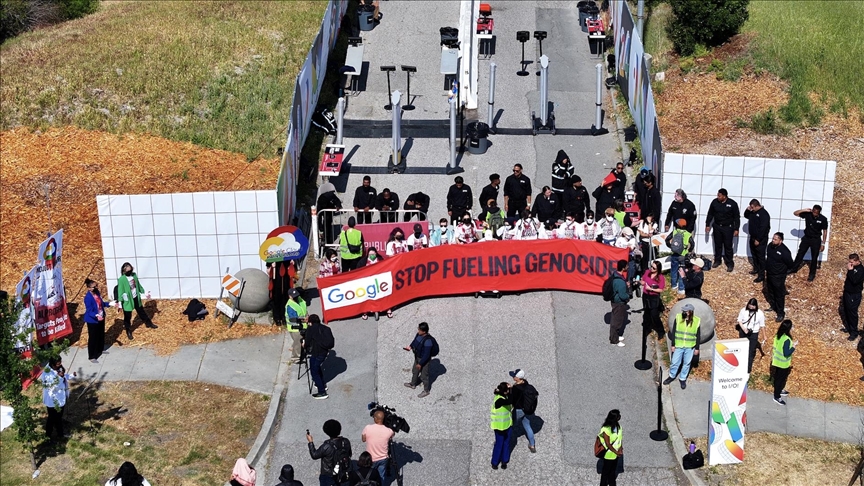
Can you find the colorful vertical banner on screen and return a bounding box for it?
[31,230,73,345]
[708,338,750,465]
[14,267,37,356]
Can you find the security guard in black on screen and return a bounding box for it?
[705,188,740,271]
[792,205,829,281]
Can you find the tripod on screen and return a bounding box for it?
[297,338,313,394]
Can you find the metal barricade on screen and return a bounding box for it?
[312,208,428,257]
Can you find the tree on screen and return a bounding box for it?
[0,296,66,472]
[667,0,750,56]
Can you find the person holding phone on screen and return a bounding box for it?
[640,261,666,340]
[116,262,157,341]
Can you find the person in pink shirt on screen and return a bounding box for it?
[362,410,395,482]
[640,260,666,340]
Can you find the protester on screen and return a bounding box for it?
[705,188,740,272]
[663,188,697,233]
[504,163,532,217]
[771,319,797,406]
[612,200,631,230]
[83,278,112,363]
[404,322,437,398]
[597,409,623,486]
[640,176,662,222]
[562,175,590,221]
[353,176,377,224]
[406,223,428,251]
[484,199,507,239]
[116,262,157,341]
[446,176,473,224]
[430,218,455,246]
[666,219,694,296]
[318,249,341,279]
[357,249,389,319]
[641,260,666,340]
[840,253,864,341]
[609,260,629,347]
[633,167,651,204]
[307,419,352,486]
[636,213,659,270]
[286,288,308,362]
[679,258,705,300]
[105,461,151,486]
[579,210,599,241]
[349,452,383,486]
[764,232,794,322]
[490,382,513,470]
[229,458,256,486]
[509,369,539,453]
[531,186,561,226]
[791,205,829,281]
[41,356,70,440]
[479,173,501,214]
[385,227,409,257]
[274,464,304,486]
[551,149,574,194]
[663,303,701,389]
[402,191,429,222]
[514,209,542,240]
[736,298,765,374]
[498,218,517,240]
[743,199,771,283]
[558,213,579,239]
[375,188,399,223]
[305,314,335,400]
[339,217,365,271]
[592,176,617,217]
[362,410,394,482]
[455,213,479,244]
[614,227,640,292]
[598,208,621,245]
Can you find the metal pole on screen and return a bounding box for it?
[336,97,345,145]
[311,205,319,257]
[650,366,669,441]
[449,97,457,169]
[539,55,549,125]
[391,90,402,165]
[594,63,603,131]
[637,0,645,40]
[487,62,496,130]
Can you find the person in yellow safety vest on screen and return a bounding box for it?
[339,216,365,271]
[663,303,701,390]
[285,288,308,361]
[771,319,797,406]
[598,409,623,486]
[490,382,513,470]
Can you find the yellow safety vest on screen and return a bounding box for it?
[598,425,622,460]
[490,394,513,431]
[674,314,700,348]
[285,298,308,332]
[672,229,693,256]
[772,335,792,369]
[614,211,626,228]
[340,229,363,259]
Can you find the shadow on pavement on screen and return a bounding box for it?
[322,350,348,383]
[428,358,446,387]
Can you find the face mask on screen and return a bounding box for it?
[463,219,471,224]
[125,270,133,276]
[396,235,403,241]
[606,216,614,222]
[566,219,574,223]
[586,218,594,224]
[414,230,422,237]
[368,254,377,260]
[330,257,338,262]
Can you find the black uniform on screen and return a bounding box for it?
[664,198,698,233]
[840,264,864,338]
[641,186,662,221]
[633,171,652,206]
[503,174,532,217]
[764,242,793,319]
[478,183,500,213]
[562,184,591,220]
[592,185,616,216]
[446,183,473,221]
[375,191,399,223]
[403,192,430,222]
[743,207,771,280]
[792,211,829,279]
[682,268,704,300]
[610,169,627,200]
[531,192,561,226]
[705,197,740,269]
[316,190,342,243]
[353,185,377,224]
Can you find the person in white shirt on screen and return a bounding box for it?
[558,213,579,239]
[514,210,542,240]
[736,298,766,373]
[406,223,429,251]
[579,210,600,241]
[385,228,409,256]
[637,213,659,269]
[497,218,517,240]
[106,461,152,486]
[455,213,478,244]
[598,208,621,245]
[430,218,455,246]
[41,357,70,440]
[615,227,641,293]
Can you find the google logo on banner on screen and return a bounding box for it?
[322,272,393,310]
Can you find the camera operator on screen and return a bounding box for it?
[307,419,352,486]
[362,410,394,482]
[305,314,335,400]
[286,288,308,362]
[678,257,705,300]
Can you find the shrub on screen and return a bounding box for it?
[667,0,750,56]
[1,0,32,41]
[58,0,97,20]
[678,57,696,74]
[0,0,98,42]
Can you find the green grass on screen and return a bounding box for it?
[744,1,864,124]
[642,2,674,73]
[0,1,325,160]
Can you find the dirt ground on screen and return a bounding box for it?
[0,127,284,354]
[655,47,864,405]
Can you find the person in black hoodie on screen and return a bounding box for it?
[640,176,662,222]
[531,186,561,226]
[375,188,399,223]
[317,182,343,244]
[764,232,794,322]
[551,150,574,194]
[743,199,771,283]
[275,464,304,486]
[609,162,627,200]
[353,176,377,224]
[592,182,616,217]
[348,452,383,486]
[307,419,351,485]
[305,314,335,399]
[403,191,430,222]
[446,176,473,223]
[561,176,590,221]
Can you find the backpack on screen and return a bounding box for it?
[358,468,380,486]
[602,274,617,302]
[594,436,606,458]
[182,299,208,322]
[487,210,506,239]
[668,230,685,254]
[331,437,352,483]
[521,384,539,415]
[682,449,705,469]
[421,335,440,357]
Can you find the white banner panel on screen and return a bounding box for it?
[97,191,278,299]
[708,338,749,465]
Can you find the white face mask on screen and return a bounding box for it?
[330,257,338,262]
[586,218,594,224]
[566,219,574,224]
[606,216,614,222]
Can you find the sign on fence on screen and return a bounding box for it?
[31,230,73,345]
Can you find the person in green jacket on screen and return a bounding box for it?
[116,262,157,340]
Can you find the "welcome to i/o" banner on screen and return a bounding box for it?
[317,239,628,322]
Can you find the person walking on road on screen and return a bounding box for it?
[490,382,513,470]
[840,253,864,341]
[705,188,740,272]
[744,199,771,283]
[791,205,829,281]
[304,314,334,400]
[597,409,623,486]
[609,260,629,347]
[339,217,365,271]
[736,298,765,373]
[551,149,575,194]
[504,164,532,218]
[664,303,701,389]
[404,322,438,398]
[362,410,394,482]
[509,369,539,453]
[286,288,308,362]
[116,261,157,341]
[641,260,666,340]
[274,464,304,486]
[764,232,794,322]
[771,319,797,405]
[307,419,352,486]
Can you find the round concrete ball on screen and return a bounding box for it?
[229,268,271,313]
[666,298,716,345]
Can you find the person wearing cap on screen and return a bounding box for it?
[508,369,539,453]
[744,199,771,283]
[504,164,532,218]
[274,464,303,486]
[562,175,590,221]
[286,288,308,361]
[666,218,695,296]
[679,258,705,300]
[551,149,575,194]
[705,188,741,272]
[633,167,652,204]
[307,419,352,483]
[663,189,697,233]
[304,314,335,399]
[447,176,474,224]
[407,223,428,251]
[663,304,701,389]
[353,176,377,225]
[592,174,617,217]
[339,216,365,271]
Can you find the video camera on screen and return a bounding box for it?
[368,402,410,434]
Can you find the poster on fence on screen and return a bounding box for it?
[708,338,750,465]
[31,230,73,345]
[14,267,37,356]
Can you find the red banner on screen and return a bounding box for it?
[317,239,628,322]
[352,222,428,253]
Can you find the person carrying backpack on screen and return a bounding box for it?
[348,451,382,486]
[484,199,507,239]
[403,322,439,398]
[308,419,352,486]
[605,260,630,347]
[508,369,539,453]
[665,218,694,296]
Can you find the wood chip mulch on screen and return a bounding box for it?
[655,62,864,405]
[0,127,284,355]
